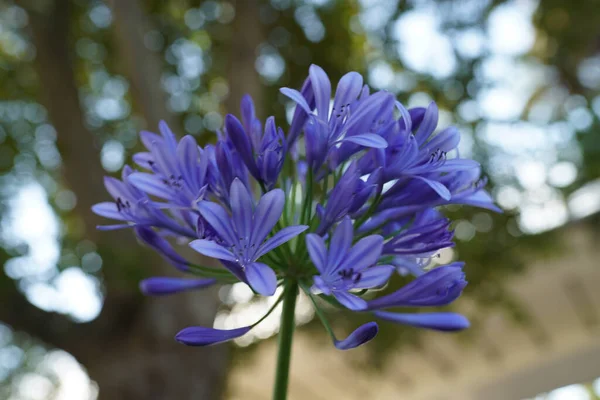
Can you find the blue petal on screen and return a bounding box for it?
[425,127,460,152]
[240,94,256,133]
[332,72,363,116]
[280,87,313,114]
[139,130,162,150]
[353,265,394,289]
[128,172,173,199]
[341,133,388,148]
[334,322,378,350]
[175,326,251,346]
[189,239,237,262]
[135,227,189,271]
[366,265,466,309]
[177,135,206,192]
[250,189,285,246]
[414,102,439,146]
[305,234,327,273]
[230,178,254,242]
[225,114,260,179]
[245,262,277,296]
[158,120,178,151]
[374,311,469,332]
[328,217,353,271]
[140,277,216,296]
[92,202,126,221]
[333,291,367,311]
[97,223,133,230]
[132,152,155,170]
[412,176,451,201]
[309,64,332,120]
[433,159,480,173]
[334,235,383,274]
[103,176,132,201]
[197,201,238,245]
[257,225,308,258]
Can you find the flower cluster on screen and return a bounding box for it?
[94,65,499,350]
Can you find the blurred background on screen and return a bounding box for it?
[0,0,599,399]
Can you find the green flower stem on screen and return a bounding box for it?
[273,280,298,400]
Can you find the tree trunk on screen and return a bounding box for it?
[21,2,229,399]
[225,0,265,115]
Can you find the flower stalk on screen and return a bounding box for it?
[273,280,298,400]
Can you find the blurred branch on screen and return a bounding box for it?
[105,0,179,130]
[28,0,107,241]
[225,0,264,114]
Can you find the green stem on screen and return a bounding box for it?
[273,280,298,400]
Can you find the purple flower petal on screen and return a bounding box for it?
[332,72,363,116]
[309,64,331,120]
[132,152,155,170]
[341,133,388,148]
[175,326,251,346]
[230,179,254,242]
[353,265,395,289]
[334,235,383,274]
[257,225,308,258]
[425,127,460,152]
[333,291,367,311]
[250,189,285,246]
[240,94,256,133]
[197,201,238,245]
[140,277,216,296]
[189,239,237,262]
[177,135,206,193]
[305,234,327,273]
[245,262,277,296]
[135,227,190,271]
[374,311,469,332]
[226,114,260,179]
[367,264,466,309]
[334,322,378,350]
[139,130,162,150]
[97,223,133,230]
[412,176,451,201]
[280,87,313,114]
[128,172,173,199]
[414,102,438,146]
[92,202,126,221]
[328,217,353,271]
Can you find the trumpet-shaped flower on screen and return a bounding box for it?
[190,179,307,295]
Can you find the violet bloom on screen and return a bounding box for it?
[307,217,394,310]
[92,165,195,237]
[92,64,498,357]
[190,179,307,295]
[281,65,391,171]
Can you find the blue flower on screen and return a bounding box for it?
[306,217,394,310]
[92,165,195,237]
[205,139,250,205]
[129,122,209,210]
[281,65,392,172]
[92,64,498,353]
[189,179,307,295]
[226,110,287,190]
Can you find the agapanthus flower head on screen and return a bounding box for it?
[93,64,499,351]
